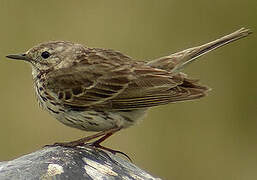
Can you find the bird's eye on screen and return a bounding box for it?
[41,51,51,59]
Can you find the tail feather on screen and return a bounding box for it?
[147,28,252,72]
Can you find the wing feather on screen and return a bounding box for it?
[43,51,209,110]
[44,64,133,107]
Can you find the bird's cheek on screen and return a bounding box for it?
[55,60,71,69]
[32,62,50,72]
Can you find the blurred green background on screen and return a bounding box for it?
[0,0,256,179]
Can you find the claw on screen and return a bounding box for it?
[87,142,132,162]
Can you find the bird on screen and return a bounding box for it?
[6,28,251,151]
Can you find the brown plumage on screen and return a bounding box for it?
[6,28,251,150]
[44,53,208,110]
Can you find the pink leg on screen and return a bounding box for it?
[49,127,122,148]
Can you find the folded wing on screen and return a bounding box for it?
[44,61,209,110]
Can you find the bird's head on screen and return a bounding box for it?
[6,41,85,75]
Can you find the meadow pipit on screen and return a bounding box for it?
[6,28,251,150]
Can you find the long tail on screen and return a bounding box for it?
[147,28,252,72]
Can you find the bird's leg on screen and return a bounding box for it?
[89,130,118,146]
[87,128,132,161]
[46,127,122,148]
[45,126,131,161]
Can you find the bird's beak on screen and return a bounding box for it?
[6,53,30,61]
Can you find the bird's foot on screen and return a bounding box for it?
[43,127,131,160]
[87,141,132,162]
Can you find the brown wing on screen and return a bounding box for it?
[42,48,135,107]
[44,62,208,110]
[43,63,134,107]
[110,67,209,109]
